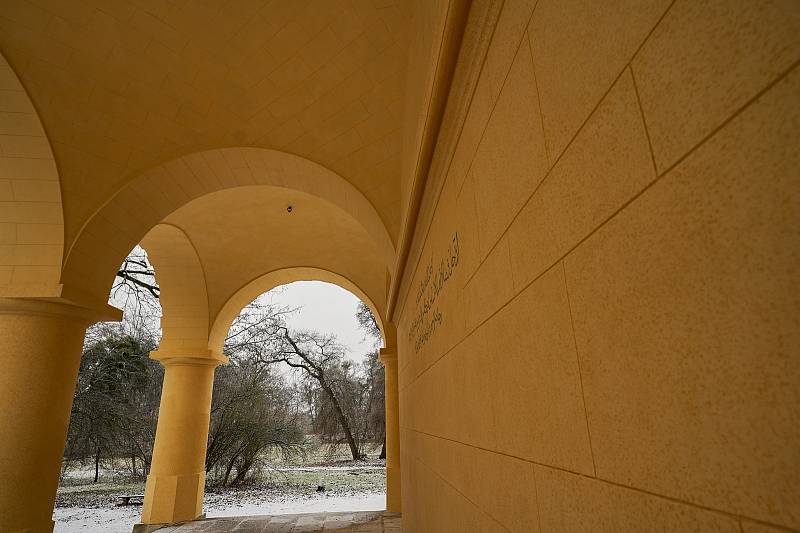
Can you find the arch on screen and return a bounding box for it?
[140,223,211,357]
[0,51,63,297]
[208,267,386,356]
[60,148,396,309]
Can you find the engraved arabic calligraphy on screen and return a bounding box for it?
[408,232,459,353]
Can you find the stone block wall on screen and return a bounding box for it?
[395,0,799,531]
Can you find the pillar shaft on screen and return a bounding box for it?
[141,352,224,525]
[0,299,92,533]
[380,347,401,513]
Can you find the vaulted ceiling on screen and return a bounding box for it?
[162,185,387,322]
[0,0,412,250]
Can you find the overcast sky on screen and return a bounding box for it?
[114,253,378,364]
[260,281,378,364]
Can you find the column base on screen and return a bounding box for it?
[132,515,205,533]
[386,464,402,513]
[131,525,167,533]
[9,519,55,533]
[141,472,205,524]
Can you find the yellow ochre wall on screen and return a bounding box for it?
[394,1,799,531]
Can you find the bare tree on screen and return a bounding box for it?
[354,302,386,458]
[273,330,359,460]
[69,248,387,481]
[205,360,304,486]
[65,328,159,481]
[355,301,381,344]
[360,350,386,459]
[225,304,364,461]
[114,247,159,299]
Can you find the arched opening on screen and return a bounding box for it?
[57,245,166,531]
[198,280,388,518]
[52,153,397,530]
[209,267,386,356]
[57,262,392,530]
[59,148,395,313]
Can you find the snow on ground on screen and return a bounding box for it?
[54,506,142,533]
[270,465,384,472]
[54,492,386,532]
[207,491,386,517]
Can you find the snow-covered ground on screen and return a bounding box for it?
[208,491,385,517]
[270,465,384,472]
[54,492,386,532]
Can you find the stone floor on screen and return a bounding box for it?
[150,511,401,532]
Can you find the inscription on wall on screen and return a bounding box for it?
[408,232,460,353]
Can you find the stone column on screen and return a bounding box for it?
[380,344,402,513]
[140,350,226,525]
[0,299,95,533]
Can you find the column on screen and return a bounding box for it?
[140,351,226,525]
[0,299,94,533]
[380,344,402,513]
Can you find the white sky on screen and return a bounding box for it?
[259,281,378,364]
[113,252,378,365]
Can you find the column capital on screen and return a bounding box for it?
[143,346,218,524]
[150,349,228,367]
[381,322,397,350]
[379,347,397,365]
[0,296,122,323]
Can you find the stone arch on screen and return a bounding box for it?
[60,148,396,309]
[140,223,211,357]
[0,52,63,297]
[208,267,386,356]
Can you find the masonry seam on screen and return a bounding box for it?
[404,427,800,532]
[460,62,629,290]
[526,30,550,167]
[408,56,800,394]
[455,0,538,203]
[560,259,597,477]
[460,0,677,290]
[394,0,507,322]
[654,57,800,179]
[531,448,544,533]
[414,454,512,532]
[398,0,538,322]
[629,63,659,176]
[388,0,473,320]
[453,1,540,204]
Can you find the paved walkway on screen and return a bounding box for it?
[151,511,401,532]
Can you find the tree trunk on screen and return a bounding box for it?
[379,434,386,459]
[232,458,252,485]
[322,382,360,460]
[223,455,236,487]
[94,447,101,483]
